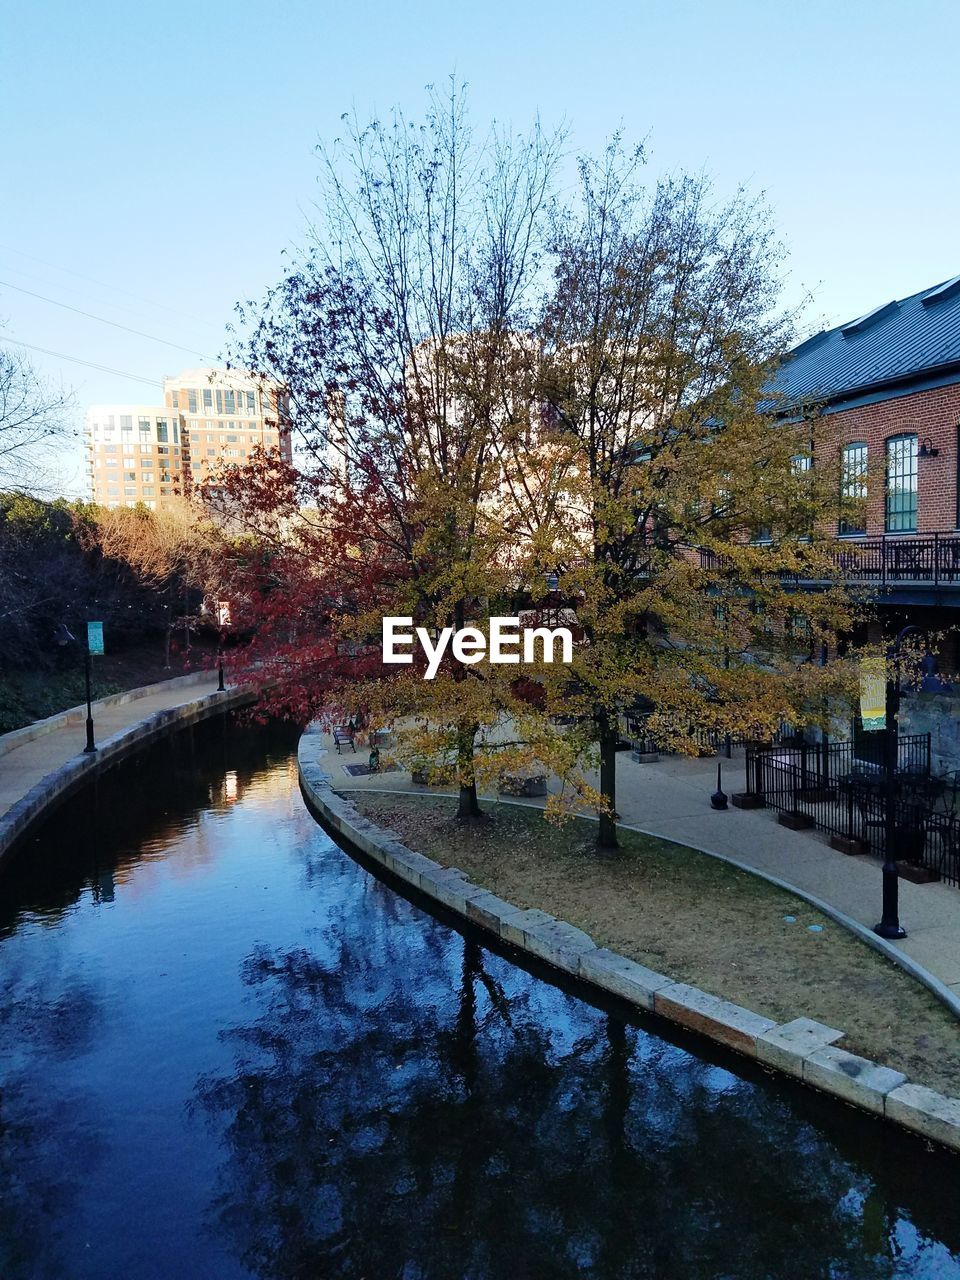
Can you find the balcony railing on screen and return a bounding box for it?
[701,533,960,587]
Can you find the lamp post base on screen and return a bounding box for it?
[874,921,907,940]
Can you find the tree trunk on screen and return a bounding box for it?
[598,711,620,849]
[456,720,482,820]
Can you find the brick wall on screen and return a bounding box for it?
[817,380,960,537]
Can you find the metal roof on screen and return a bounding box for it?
[772,273,960,410]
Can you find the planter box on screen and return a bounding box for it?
[631,749,660,764]
[829,834,869,857]
[897,861,940,885]
[732,792,765,809]
[778,810,814,830]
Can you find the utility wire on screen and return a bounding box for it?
[0,336,161,387]
[0,243,224,331]
[0,279,213,358]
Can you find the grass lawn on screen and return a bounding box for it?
[350,790,960,1098]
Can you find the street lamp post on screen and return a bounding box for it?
[217,627,226,693]
[54,623,96,754]
[874,624,919,940]
[215,600,230,694]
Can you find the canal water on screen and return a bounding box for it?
[2,718,960,1279]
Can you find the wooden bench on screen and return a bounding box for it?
[333,726,355,754]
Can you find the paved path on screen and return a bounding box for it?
[0,677,223,817]
[326,738,960,999]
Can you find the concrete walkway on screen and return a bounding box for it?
[325,739,960,1000]
[0,676,224,818]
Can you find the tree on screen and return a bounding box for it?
[0,348,75,492]
[526,143,858,846]
[89,499,222,667]
[222,83,572,819]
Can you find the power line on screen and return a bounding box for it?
[0,279,213,358]
[0,243,225,331]
[0,336,161,387]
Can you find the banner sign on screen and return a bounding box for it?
[87,621,105,656]
[859,655,886,730]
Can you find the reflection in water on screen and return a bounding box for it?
[1,718,959,1279]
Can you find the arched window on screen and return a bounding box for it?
[839,441,867,535]
[885,434,918,532]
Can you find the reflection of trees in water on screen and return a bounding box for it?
[194,929,957,1280]
[0,961,104,1280]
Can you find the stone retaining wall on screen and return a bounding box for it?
[297,725,960,1155]
[0,683,255,865]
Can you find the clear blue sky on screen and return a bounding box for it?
[2,0,959,493]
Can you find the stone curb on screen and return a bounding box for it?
[298,731,960,1155]
[0,670,215,758]
[0,683,256,865]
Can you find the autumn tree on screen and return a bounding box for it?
[522,143,858,846]
[90,499,222,667]
[222,84,572,818]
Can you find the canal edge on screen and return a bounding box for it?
[297,726,960,1155]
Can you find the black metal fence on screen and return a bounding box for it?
[743,734,960,886]
[700,533,960,586]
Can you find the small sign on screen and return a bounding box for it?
[859,655,886,730]
[87,621,105,656]
[216,600,232,628]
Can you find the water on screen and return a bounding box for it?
[2,718,959,1279]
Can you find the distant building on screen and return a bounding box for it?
[85,403,185,508]
[85,367,291,509]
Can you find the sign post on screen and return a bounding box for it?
[82,621,103,752]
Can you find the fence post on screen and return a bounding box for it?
[935,531,940,587]
[881,535,887,587]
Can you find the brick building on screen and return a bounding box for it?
[772,271,960,669]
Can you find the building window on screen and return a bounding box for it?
[203,389,213,410]
[171,391,180,409]
[139,417,151,433]
[188,389,198,413]
[885,434,918,532]
[120,415,132,431]
[156,421,169,443]
[125,471,137,481]
[839,442,867,535]
[142,487,155,497]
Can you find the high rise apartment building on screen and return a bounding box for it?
[85,367,291,509]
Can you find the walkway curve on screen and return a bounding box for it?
[0,673,256,864]
[298,726,960,1153]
